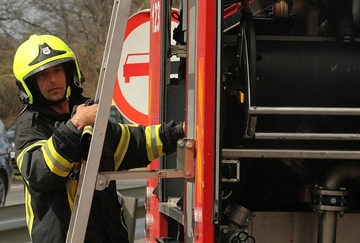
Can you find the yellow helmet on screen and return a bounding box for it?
[13,34,84,104]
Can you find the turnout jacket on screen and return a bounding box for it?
[14,96,184,243]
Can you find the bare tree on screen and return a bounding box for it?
[0,0,116,126]
[0,34,24,127]
[0,0,180,127]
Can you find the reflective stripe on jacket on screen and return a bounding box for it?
[15,100,182,243]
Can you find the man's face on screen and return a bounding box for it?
[35,64,67,102]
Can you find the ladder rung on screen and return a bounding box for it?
[96,170,185,190]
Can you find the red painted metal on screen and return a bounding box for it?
[223,0,253,18]
[223,3,243,19]
[193,1,216,242]
[148,1,163,242]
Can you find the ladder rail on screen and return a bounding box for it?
[66,0,132,242]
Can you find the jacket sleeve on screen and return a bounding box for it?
[15,115,82,191]
[80,120,184,170]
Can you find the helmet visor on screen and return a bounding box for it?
[24,57,75,80]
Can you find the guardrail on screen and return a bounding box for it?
[0,204,29,243]
[0,184,146,243]
[118,184,146,243]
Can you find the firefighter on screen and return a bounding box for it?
[12,34,184,243]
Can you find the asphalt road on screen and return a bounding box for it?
[6,176,146,242]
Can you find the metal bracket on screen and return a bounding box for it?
[221,159,240,183]
[176,139,196,179]
[94,138,197,191]
[95,138,196,191]
[171,44,186,58]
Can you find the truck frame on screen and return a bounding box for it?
[146,0,360,243]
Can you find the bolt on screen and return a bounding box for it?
[177,140,185,148]
[186,141,193,149]
[158,171,167,177]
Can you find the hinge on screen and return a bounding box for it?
[176,138,196,179]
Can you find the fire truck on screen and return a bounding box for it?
[144,0,360,242]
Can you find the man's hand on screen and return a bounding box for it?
[70,103,98,131]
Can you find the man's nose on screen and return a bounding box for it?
[49,73,57,83]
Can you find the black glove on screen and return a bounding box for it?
[160,120,185,154]
[71,99,96,118]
